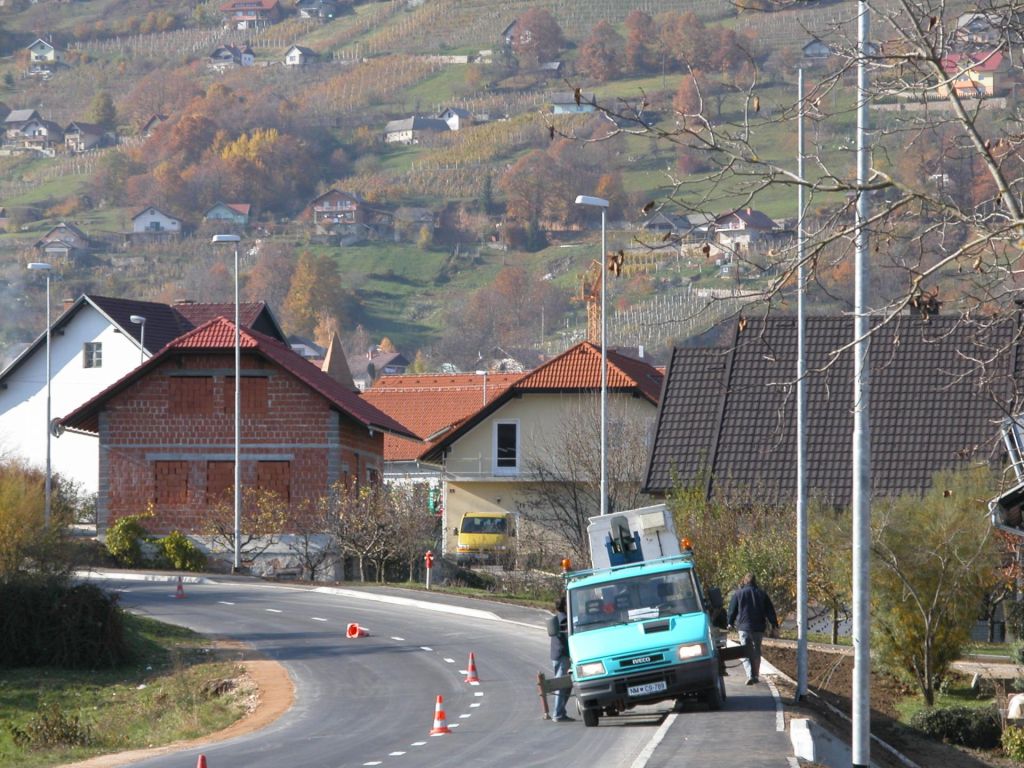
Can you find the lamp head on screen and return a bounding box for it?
[130,315,145,325]
[211,234,241,244]
[27,262,52,271]
[574,195,609,208]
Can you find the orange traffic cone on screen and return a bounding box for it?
[464,652,480,684]
[196,755,207,768]
[429,695,451,735]
[346,622,369,638]
[175,576,186,599]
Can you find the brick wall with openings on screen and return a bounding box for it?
[97,351,385,535]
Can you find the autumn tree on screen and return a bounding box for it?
[281,251,350,337]
[205,487,289,568]
[623,10,656,74]
[510,8,565,67]
[245,242,297,312]
[578,21,624,83]
[87,91,117,129]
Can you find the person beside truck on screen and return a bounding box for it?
[726,572,779,685]
[549,595,574,722]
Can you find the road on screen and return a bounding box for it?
[85,575,796,768]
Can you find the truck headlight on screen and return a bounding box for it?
[577,661,606,677]
[677,643,707,660]
[457,544,468,551]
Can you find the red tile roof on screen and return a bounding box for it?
[419,342,663,462]
[363,373,522,461]
[942,50,1004,72]
[61,318,416,439]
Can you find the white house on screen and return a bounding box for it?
[0,295,286,493]
[439,106,472,131]
[131,206,182,236]
[26,38,63,65]
[284,45,318,67]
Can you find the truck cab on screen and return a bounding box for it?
[561,506,726,726]
[453,511,513,566]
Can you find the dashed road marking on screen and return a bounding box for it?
[311,617,327,622]
[218,601,234,605]
[389,751,406,756]
[470,703,481,708]
[459,713,471,719]
[266,608,282,613]
[419,646,433,651]
[362,762,381,766]
[391,636,405,641]
[410,741,426,747]
[474,692,483,697]
[444,657,455,663]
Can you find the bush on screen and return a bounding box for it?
[105,514,149,567]
[158,531,206,572]
[0,575,129,669]
[1003,725,1024,762]
[910,705,1002,749]
[9,701,92,749]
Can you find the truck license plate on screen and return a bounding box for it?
[627,680,667,697]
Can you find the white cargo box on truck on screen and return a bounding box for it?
[586,503,680,570]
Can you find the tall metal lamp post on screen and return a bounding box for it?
[211,234,242,572]
[27,262,53,526]
[129,315,146,365]
[574,194,610,516]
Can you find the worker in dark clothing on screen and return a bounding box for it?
[727,572,779,685]
[550,595,574,721]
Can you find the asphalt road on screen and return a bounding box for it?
[84,574,796,768]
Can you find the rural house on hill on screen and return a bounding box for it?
[644,313,1024,504]
[59,318,416,541]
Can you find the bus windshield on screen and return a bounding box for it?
[569,569,701,633]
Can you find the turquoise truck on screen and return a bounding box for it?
[553,506,731,727]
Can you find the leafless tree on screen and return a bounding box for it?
[519,398,655,565]
[204,487,288,567]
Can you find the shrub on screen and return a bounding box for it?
[0,575,129,669]
[1003,725,1024,762]
[158,531,207,572]
[9,702,92,749]
[910,704,1001,749]
[1013,639,1024,666]
[105,514,149,567]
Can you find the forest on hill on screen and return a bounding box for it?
[0,0,955,371]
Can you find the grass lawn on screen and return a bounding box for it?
[894,681,1000,725]
[0,613,253,768]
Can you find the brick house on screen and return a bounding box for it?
[304,188,366,236]
[59,318,416,539]
[219,0,281,30]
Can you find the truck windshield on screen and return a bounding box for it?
[461,516,506,534]
[569,569,701,633]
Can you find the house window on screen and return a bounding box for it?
[224,376,268,415]
[257,461,290,502]
[493,420,519,475]
[169,377,213,415]
[154,461,188,505]
[206,461,234,503]
[83,342,102,368]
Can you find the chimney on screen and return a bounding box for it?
[62,297,75,312]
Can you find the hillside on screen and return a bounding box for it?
[0,0,884,370]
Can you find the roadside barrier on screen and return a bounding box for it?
[346,622,369,638]
[464,652,480,683]
[429,695,452,735]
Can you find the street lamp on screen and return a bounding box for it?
[129,315,146,366]
[211,234,242,573]
[27,261,52,526]
[574,194,610,517]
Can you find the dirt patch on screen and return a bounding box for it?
[60,644,293,768]
[764,641,1014,768]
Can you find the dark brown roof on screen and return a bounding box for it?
[644,313,1023,503]
[61,318,417,440]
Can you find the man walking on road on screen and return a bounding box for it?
[727,572,779,685]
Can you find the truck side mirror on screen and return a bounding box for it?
[546,614,560,637]
[706,586,724,610]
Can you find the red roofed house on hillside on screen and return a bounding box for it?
[60,318,416,570]
[940,50,1009,97]
[418,342,663,564]
[220,0,281,29]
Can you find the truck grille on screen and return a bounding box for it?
[614,650,668,670]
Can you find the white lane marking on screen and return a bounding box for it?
[419,646,433,651]
[391,636,405,641]
[218,601,235,606]
[266,608,282,613]
[459,713,471,719]
[473,691,483,697]
[470,703,481,708]
[311,617,327,622]
[444,657,456,663]
[766,677,785,732]
[410,741,426,746]
[468,681,480,686]
[389,751,406,756]
[629,712,677,768]
[363,762,382,766]
[787,758,800,768]
[449,723,460,728]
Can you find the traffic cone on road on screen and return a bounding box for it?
[346,622,369,638]
[464,652,480,684]
[196,755,207,768]
[429,695,452,735]
[175,576,186,599]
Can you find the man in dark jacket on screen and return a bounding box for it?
[726,572,779,685]
[550,595,574,721]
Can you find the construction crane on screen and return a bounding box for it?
[575,250,625,344]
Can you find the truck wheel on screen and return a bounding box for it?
[705,674,724,711]
[582,707,600,727]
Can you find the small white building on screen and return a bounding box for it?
[132,206,182,236]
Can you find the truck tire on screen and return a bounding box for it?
[582,707,600,727]
[705,673,725,711]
